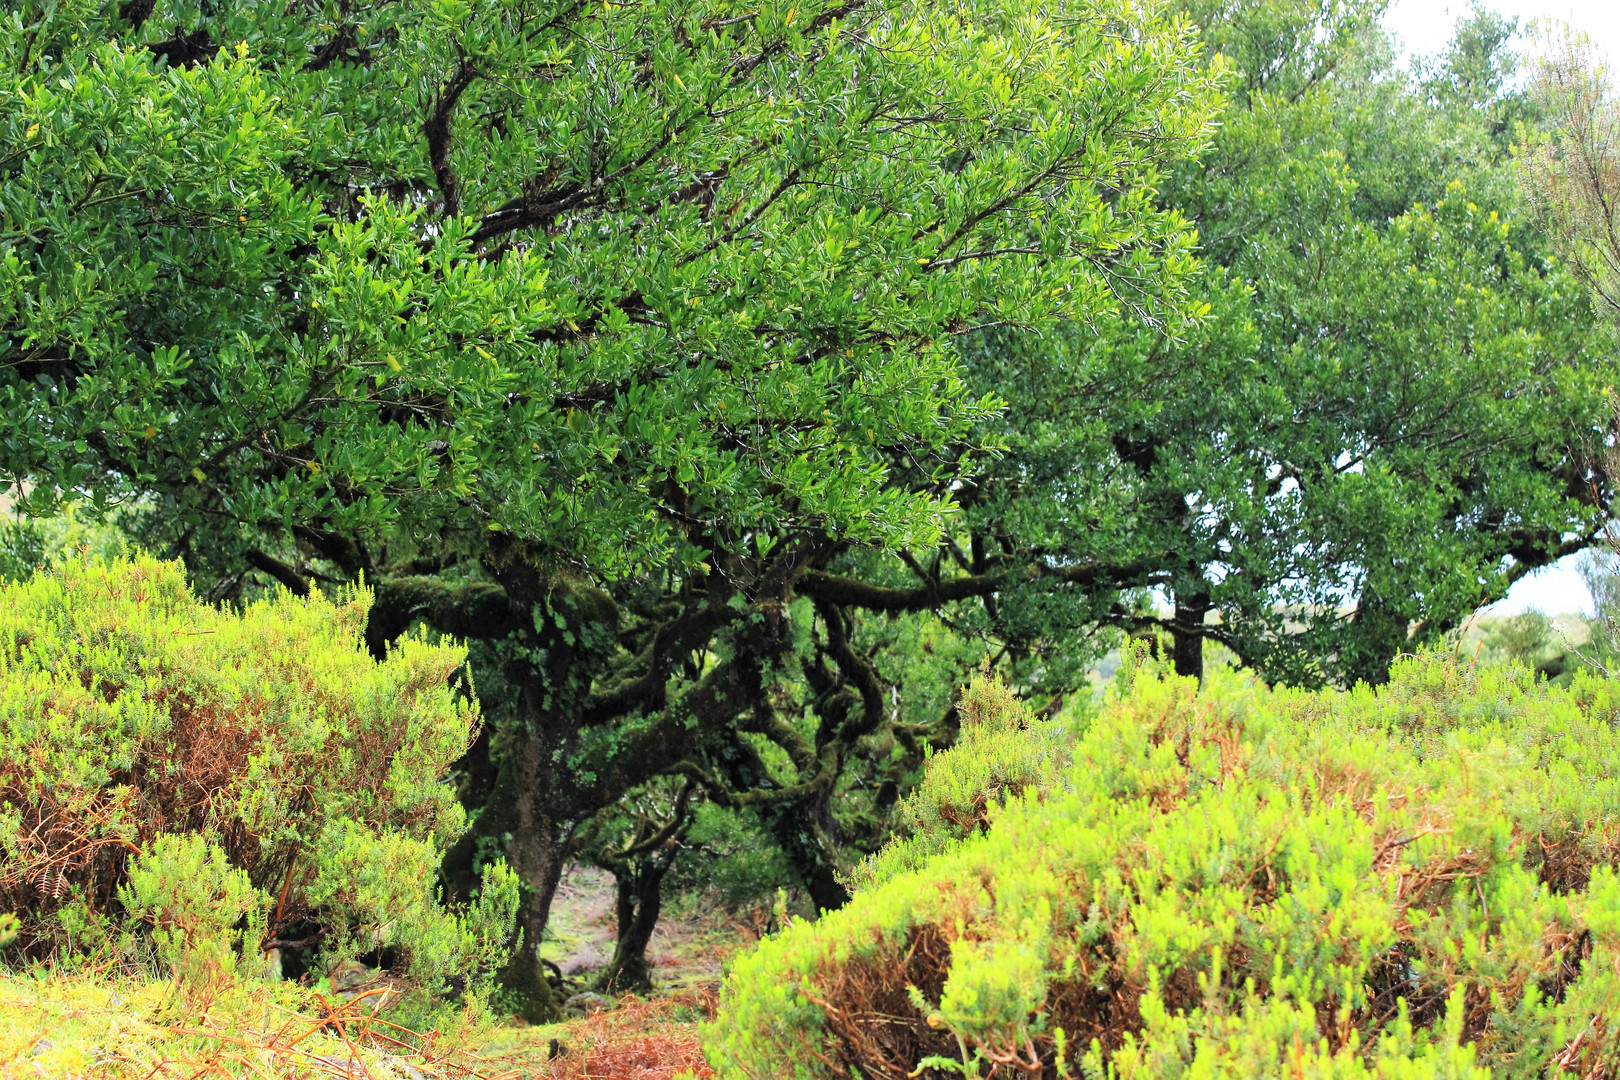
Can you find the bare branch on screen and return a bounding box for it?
[424,60,480,217]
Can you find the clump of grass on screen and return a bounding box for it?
[0,969,510,1080]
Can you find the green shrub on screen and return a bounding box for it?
[120,833,260,991]
[707,653,1620,1079]
[846,668,1073,893]
[0,555,512,988]
[0,503,130,585]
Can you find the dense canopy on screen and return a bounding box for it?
[1,0,1224,1015]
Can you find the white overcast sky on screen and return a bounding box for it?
[1383,0,1620,67]
[1375,1,1617,616]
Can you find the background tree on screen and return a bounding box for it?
[1520,28,1620,324]
[1520,30,1620,666]
[747,2,1612,914]
[576,777,698,995]
[0,0,1223,1016]
[804,0,1611,719]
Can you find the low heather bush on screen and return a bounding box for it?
[846,669,1071,893]
[0,555,515,988]
[708,651,1620,1079]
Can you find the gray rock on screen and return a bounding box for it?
[563,991,614,1015]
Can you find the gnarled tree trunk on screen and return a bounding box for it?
[597,855,673,994]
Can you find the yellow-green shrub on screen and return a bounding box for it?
[120,834,259,991]
[0,555,515,987]
[707,653,1620,1079]
[847,669,1072,892]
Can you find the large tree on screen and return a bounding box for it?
[805,0,1612,709]
[0,0,1221,1014]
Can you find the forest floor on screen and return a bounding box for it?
[481,987,720,1080]
[536,864,760,998]
[0,970,724,1080]
[483,863,767,1079]
[0,866,762,1080]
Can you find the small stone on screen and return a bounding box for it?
[563,991,613,1015]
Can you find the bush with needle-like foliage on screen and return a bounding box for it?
[709,650,1620,1079]
[0,555,516,991]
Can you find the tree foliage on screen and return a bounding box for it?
[812,0,1611,702]
[1,0,1224,1014]
[2,0,1218,562]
